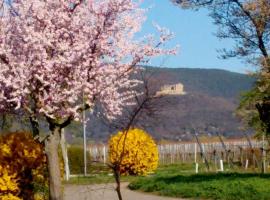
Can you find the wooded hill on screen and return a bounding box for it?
[78,67,256,142]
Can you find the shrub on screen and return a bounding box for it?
[0,165,20,200]
[67,146,85,174]
[109,128,159,175]
[0,132,47,200]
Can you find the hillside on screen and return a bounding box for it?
[145,67,254,99]
[76,67,256,142]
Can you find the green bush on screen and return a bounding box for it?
[67,146,111,175]
[68,146,86,174]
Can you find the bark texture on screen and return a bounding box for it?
[60,129,70,181]
[113,167,123,200]
[45,127,63,200]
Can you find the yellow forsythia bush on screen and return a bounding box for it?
[0,165,20,200]
[0,132,47,200]
[109,128,159,175]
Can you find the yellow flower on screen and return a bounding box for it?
[109,128,159,175]
[0,132,48,199]
[0,165,19,192]
[0,193,22,200]
[34,193,45,200]
[1,144,11,156]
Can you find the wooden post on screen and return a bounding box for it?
[193,130,210,171]
[220,160,224,172]
[103,145,106,165]
[170,144,173,164]
[195,143,197,163]
[262,134,266,173]
[195,163,199,174]
[245,159,249,170]
[83,105,87,176]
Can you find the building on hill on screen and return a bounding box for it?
[156,83,186,96]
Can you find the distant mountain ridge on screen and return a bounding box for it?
[145,67,254,99]
[79,67,256,142]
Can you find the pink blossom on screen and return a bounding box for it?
[0,0,175,122]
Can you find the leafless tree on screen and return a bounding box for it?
[93,68,166,200]
[172,0,270,142]
[172,0,270,66]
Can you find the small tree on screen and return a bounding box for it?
[0,1,174,199]
[99,70,167,200]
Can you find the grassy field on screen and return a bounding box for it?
[64,173,139,185]
[64,163,194,185]
[128,164,270,200]
[64,163,139,185]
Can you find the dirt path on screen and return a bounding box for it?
[64,183,185,200]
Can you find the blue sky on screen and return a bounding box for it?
[140,1,253,73]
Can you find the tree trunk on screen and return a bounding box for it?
[29,115,40,138]
[60,129,70,181]
[45,127,63,200]
[256,100,270,133]
[113,167,123,200]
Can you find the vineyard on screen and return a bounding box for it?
[85,138,267,172]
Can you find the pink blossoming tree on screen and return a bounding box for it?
[0,0,175,199]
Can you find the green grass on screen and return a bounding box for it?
[64,163,205,185]
[129,164,270,200]
[64,164,140,185]
[64,174,114,185]
[64,163,195,185]
[64,173,139,185]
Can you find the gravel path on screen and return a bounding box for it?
[64,183,185,200]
